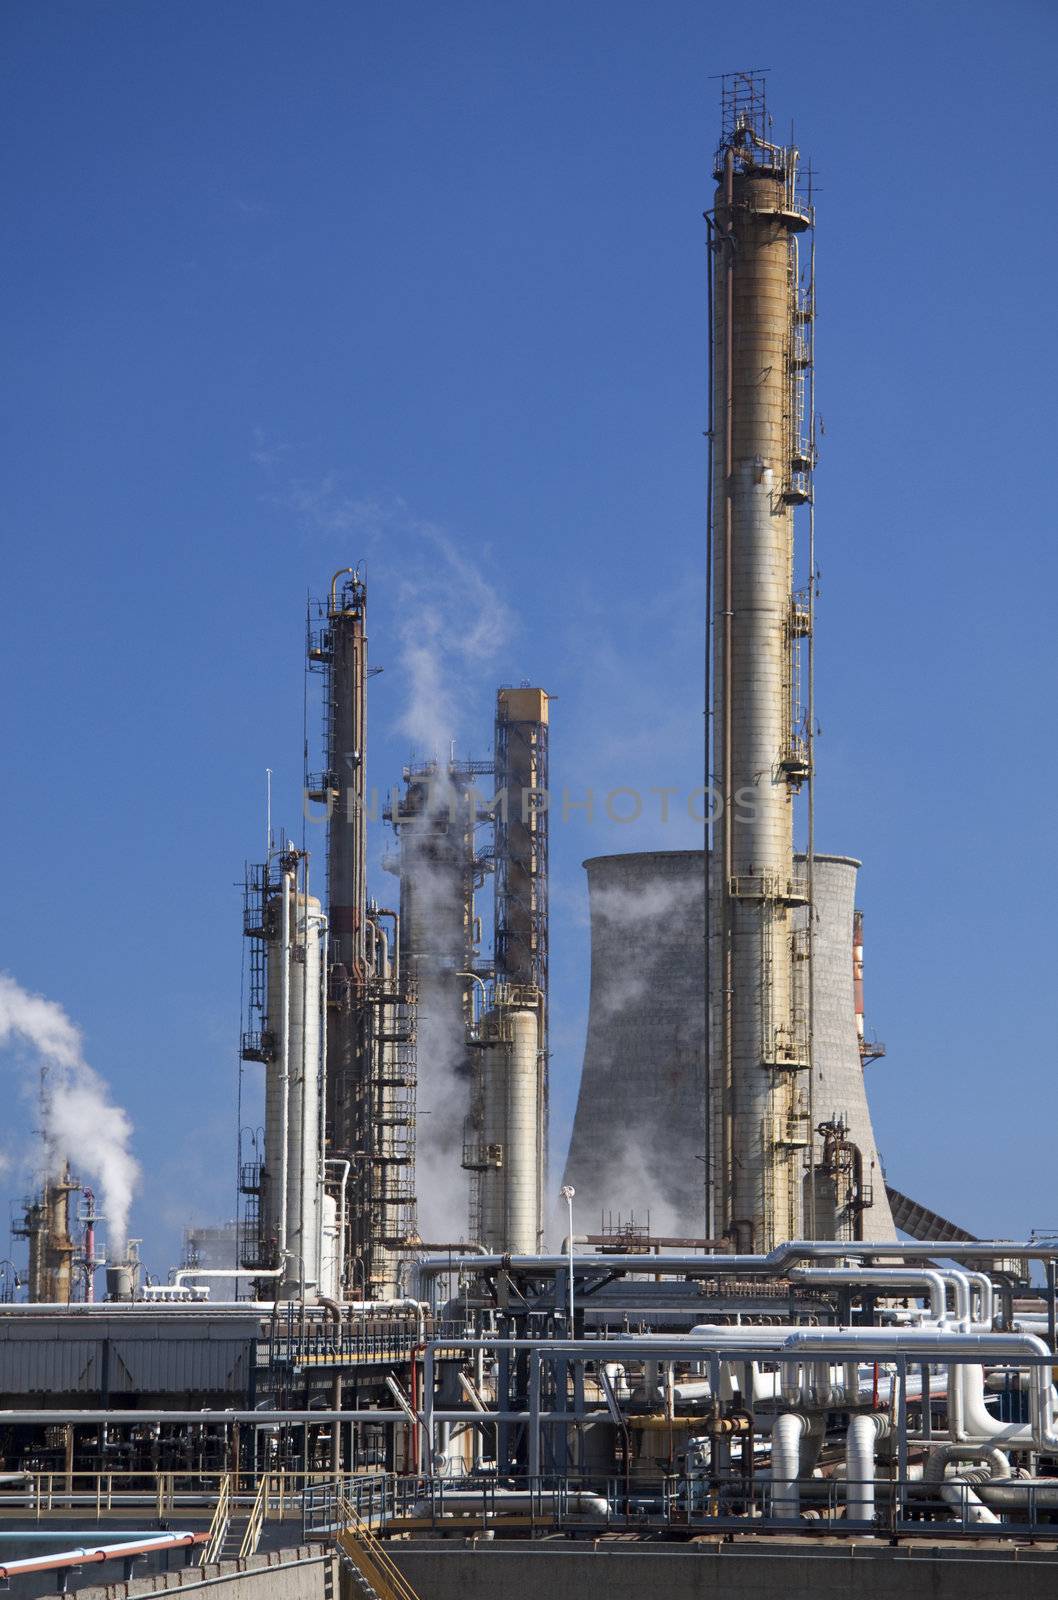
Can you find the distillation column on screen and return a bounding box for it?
[16,1167,79,1304]
[709,86,814,1250]
[308,571,418,1298]
[308,571,368,1170]
[261,853,326,1298]
[472,688,549,1254]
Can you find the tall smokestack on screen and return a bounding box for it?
[468,687,549,1253]
[708,75,815,1249]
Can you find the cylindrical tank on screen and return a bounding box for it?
[478,1034,506,1252]
[319,1193,339,1300]
[264,875,324,1297]
[477,1005,541,1254]
[505,1007,540,1254]
[105,1264,133,1302]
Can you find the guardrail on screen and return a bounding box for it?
[269,1329,418,1370]
[200,1474,232,1565]
[4,1468,336,1521]
[307,1470,1058,1542]
[335,1496,421,1600]
[304,1474,395,1536]
[239,1470,274,1559]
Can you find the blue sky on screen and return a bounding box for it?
[2,1,1056,1274]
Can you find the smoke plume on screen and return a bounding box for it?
[390,523,512,1244]
[558,870,707,1241]
[0,972,140,1256]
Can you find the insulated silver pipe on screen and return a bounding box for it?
[788,1266,950,1322]
[416,1239,1058,1281]
[845,1412,889,1525]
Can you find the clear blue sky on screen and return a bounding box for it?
[2,1,1056,1274]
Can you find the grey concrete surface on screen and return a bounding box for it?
[388,1536,1058,1599]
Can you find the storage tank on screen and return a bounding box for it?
[478,1000,542,1254]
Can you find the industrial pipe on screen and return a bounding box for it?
[0,1533,206,1582]
[770,1412,808,1519]
[788,1266,950,1323]
[845,1412,889,1525]
[923,1445,1008,1526]
[325,1158,351,1295]
[416,1240,1058,1278]
[410,1489,609,1520]
[173,1268,282,1290]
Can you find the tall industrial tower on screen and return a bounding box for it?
[307,570,417,1297]
[707,75,816,1250]
[465,688,550,1253]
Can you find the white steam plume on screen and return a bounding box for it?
[588,875,702,1023]
[390,523,512,1244]
[557,872,706,1241]
[282,478,516,1243]
[0,972,140,1256]
[401,769,479,1243]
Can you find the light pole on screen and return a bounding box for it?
[559,1185,575,1333]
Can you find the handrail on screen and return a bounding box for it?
[239,1471,269,1560]
[6,1466,337,1513]
[336,1495,420,1600]
[200,1473,231,1566]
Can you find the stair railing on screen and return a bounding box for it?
[200,1473,232,1566]
[239,1471,271,1560]
[335,1494,421,1600]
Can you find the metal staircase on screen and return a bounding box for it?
[335,1495,421,1600]
[199,1474,269,1566]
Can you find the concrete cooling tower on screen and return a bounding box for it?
[562,851,709,1237]
[562,849,895,1241]
[806,855,896,1242]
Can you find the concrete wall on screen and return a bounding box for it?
[389,1538,1058,1600]
[75,1546,336,1600]
[561,849,894,1240]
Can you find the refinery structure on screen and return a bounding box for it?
[3,73,1057,1600]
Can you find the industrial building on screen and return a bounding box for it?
[3,71,1057,1600]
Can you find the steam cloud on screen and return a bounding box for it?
[0,972,140,1256]
[391,522,512,1244]
[557,870,706,1240]
[401,778,476,1243]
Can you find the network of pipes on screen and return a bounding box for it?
[6,71,1058,1580]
